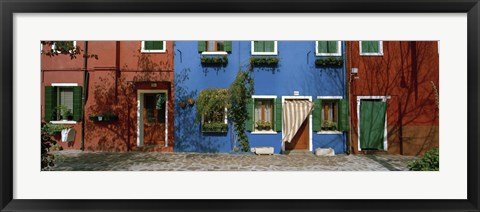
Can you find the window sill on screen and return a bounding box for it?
[317,131,343,135]
[251,131,278,135]
[360,53,383,56]
[316,53,342,57]
[201,51,228,55]
[251,52,278,56]
[141,50,166,53]
[50,120,77,124]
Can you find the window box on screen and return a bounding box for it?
[89,113,119,122]
[202,122,228,133]
[200,56,228,66]
[250,56,279,67]
[315,57,343,67]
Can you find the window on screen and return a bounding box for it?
[321,100,338,131]
[141,41,166,53]
[198,41,231,55]
[251,41,278,55]
[316,41,342,56]
[202,108,228,133]
[44,84,82,123]
[247,95,281,134]
[254,99,274,132]
[360,41,383,56]
[313,97,348,133]
[51,41,77,53]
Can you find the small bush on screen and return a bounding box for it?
[408,148,439,171]
[44,123,71,135]
[41,122,57,170]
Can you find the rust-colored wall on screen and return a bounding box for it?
[346,41,439,155]
[41,41,175,152]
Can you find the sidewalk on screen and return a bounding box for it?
[50,150,418,171]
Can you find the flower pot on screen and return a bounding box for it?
[179,101,187,108]
[187,98,195,106]
[265,126,271,131]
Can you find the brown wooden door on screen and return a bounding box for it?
[143,93,166,146]
[285,118,309,150]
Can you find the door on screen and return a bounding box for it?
[143,93,166,146]
[285,118,309,150]
[359,100,387,150]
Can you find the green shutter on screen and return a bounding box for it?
[327,41,337,53]
[254,41,264,52]
[318,41,328,53]
[198,41,206,52]
[313,99,322,132]
[224,41,232,52]
[246,98,253,132]
[275,98,282,132]
[73,86,82,121]
[264,41,275,52]
[44,86,57,122]
[339,99,349,131]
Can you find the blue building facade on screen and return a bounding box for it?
[174,41,348,154]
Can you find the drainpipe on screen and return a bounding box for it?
[81,41,88,151]
[346,41,353,155]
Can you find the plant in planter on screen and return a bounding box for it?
[315,57,343,67]
[89,112,119,122]
[200,56,228,66]
[250,57,279,67]
[187,97,195,106]
[178,101,187,108]
[202,122,228,133]
[322,120,338,131]
[56,105,71,120]
[256,120,265,131]
[263,121,271,131]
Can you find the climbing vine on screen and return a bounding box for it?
[195,88,229,122]
[228,69,254,152]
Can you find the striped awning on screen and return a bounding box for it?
[282,99,314,143]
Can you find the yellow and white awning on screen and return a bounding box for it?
[282,99,314,143]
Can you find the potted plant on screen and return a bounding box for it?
[179,101,187,108]
[256,120,265,131]
[187,97,195,106]
[264,121,271,131]
[56,105,70,120]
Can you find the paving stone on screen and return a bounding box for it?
[51,150,418,171]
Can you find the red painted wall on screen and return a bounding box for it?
[41,41,175,152]
[346,41,439,155]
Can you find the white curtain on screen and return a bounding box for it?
[282,100,314,143]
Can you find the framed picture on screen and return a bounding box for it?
[1,0,479,211]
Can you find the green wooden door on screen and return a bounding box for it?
[360,100,387,150]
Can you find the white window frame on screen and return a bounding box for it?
[51,41,77,54]
[251,95,278,135]
[316,96,343,134]
[201,41,229,55]
[201,108,228,125]
[141,41,166,53]
[251,41,278,56]
[315,41,342,56]
[359,41,384,56]
[49,83,79,124]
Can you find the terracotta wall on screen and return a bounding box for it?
[41,41,174,152]
[346,41,439,155]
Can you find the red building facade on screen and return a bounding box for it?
[41,41,175,152]
[346,41,439,155]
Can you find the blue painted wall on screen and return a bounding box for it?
[174,41,347,154]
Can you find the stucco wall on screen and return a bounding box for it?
[174,41,347,154]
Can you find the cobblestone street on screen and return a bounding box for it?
[50,150,418,171]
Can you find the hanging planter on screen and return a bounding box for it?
[89,112,118,122]
[250,56,279,67]
[187,97,195,106]
[200,56,228,66]
[315,57,343,67]
[178,101,187,108]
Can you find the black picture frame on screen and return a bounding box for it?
[1,0,479,211]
